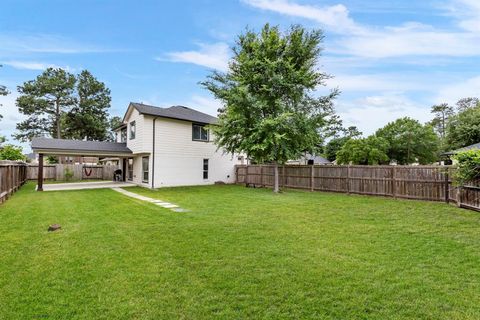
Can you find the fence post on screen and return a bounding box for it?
[245,165,249,185]
[310,165,314,192]
[392,166,397,199]
[444,168,449,204]
[346,165,351,194]
[456,186,462,207]
[261,165,264,186]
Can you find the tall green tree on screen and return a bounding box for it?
[108,116,122,141]
[429,103,454,139]
[456,97,479,112]
[14,68,76,141]
[336,136,389,165]
[376,117,439,164]
[324,125,362,161]
[64,70,111,140]
[446,104,480,150]
[201,24,339,192]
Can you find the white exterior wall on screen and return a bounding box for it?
[123,107,153,187]
[152,117,238,188]
[122,107,240,188]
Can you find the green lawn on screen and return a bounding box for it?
[1,182,480,319]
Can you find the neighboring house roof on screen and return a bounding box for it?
[128,102,218,124]
[310,155,331,164]
[31,137,132,156]
[443,142,480,156]
[288,153,332,165]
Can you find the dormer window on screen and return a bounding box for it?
[192,124,209,142]
[129,121,136,140]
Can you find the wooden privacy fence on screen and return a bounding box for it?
[236,165,480,211]
[0,160,27,204]
[27,164,119,181]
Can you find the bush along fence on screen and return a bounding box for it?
[0,160,28,204]
[27,164,119,181]
[235,165,480,211]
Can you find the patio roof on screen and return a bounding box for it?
[31,137,133,157]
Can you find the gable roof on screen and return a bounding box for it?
[128,102,218,124]
[31,137,132,156]
[443,142,480,156]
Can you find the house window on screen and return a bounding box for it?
[121,128,127,142]
[203,159,209,180]
[142,156,149,183]
[127,158,133,181]
[129,121,136,140]
[192,124,209,141]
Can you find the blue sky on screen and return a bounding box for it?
[1,0,479,150]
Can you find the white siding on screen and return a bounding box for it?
[152,117,239,188]
[125,108,150,154]
[122,107,240,188]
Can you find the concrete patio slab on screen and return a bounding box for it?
[42,181,137,191]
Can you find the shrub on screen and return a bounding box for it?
[0,144,25,161]
[453,150,480,185]
[64,168,74,182]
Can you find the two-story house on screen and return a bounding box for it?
[115,102,242,187]
[32,102,243,189]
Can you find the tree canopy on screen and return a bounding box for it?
[15,68,76,141]
[108,116,123,141]
[429,103,454,140]
[14,68,112,142]
[336,136,389,165]
[0,144,25,161]
[446,103,480,150]
[324,126,362,161]
[201,24,339,192]
[375,117,438,165]
[64,70,112,140]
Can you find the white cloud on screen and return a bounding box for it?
[242,0,365,34]
[445,0,480,32]
[243,0,480,58]
[188,95,222,116]
[161,42,230,71]
[0,91,28,151]
[0,33,108,55]
[326,73,438,92]
[337,94,431,135]
[2,60,72,71]
[434,75,480,104]
[334,27,480,58]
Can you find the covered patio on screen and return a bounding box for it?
[31,137,134,191]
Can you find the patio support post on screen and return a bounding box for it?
[37,153,44,191]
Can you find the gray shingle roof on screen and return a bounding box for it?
[443,142,480,156]
[31,137,132,154]
[130,103,217,124]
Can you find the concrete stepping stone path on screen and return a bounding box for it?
[111,188,187,212]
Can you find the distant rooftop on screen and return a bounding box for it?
[443,142,480,156]
[130,102,218,125]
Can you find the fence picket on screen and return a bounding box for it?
[235,164,480,212]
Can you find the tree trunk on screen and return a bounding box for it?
[273,162,279,193]
[56,99,61,139]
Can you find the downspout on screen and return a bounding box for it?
[152,117,159,188]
